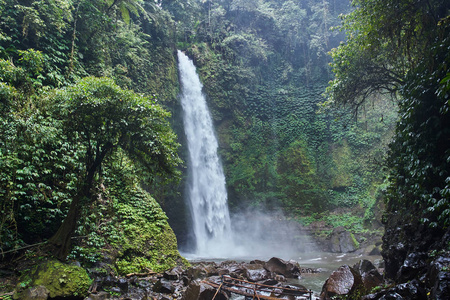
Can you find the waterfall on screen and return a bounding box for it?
[177,50,233,257]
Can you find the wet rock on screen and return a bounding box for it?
[264,257,301,278]
[85,291,110,300]
[127,289,149,300]
[396,252,427,282]
[261,278,280,285]
[300,267,320,274]
[20,285,49,300]
[362,279,426,300]
[378,291,405,299]
[117,277,129,293]
[186,266,207,280]
[217,268,230,277]
[394,279,426,299]
[330,227,359,253]
[182,280,228,300]
[427,256,450,300]
[137,280,151,289]
[202,263,218,277]
[282,284,310,298]
[186,263,218,280]
[274,274,286,282]
[320,265,363,300]
[164,266,184,281]
[250,260,265,265]
[353,260,383,290]
[153,278,176,294]
[243,263,269,282]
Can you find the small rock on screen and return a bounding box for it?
[153,278,176,294]
[85,291,110,300]
[20,285,49,300]
[164,266,184,281]
[243,263,268,282]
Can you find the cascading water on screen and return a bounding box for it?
[177,50,233,257]
[177,50,316,260]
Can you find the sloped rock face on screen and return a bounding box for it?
[320,265,362,300]
[329,227,359,253]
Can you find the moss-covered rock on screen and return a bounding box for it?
[14,260,92,299]
[111,188,188,274]
[69,167,188,276]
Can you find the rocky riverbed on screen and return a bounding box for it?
[81,257,318,300]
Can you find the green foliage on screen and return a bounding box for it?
[168,1,397,235]
[386,34,450,228]
[69,157,186,274]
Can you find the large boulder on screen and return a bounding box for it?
[264,257,301,278]
[320,265,363,300]
[13,260,92,299]
[329,227,359,253]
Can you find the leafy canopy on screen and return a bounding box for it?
[325,0,449,112]
[53,76,181,182]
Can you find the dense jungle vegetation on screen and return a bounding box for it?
[0,0,449,297]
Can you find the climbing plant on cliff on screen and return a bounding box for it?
[47,77,181,259]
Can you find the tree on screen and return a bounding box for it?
[325,0,449,113]
[47,77,181,259]
[325,0,450,282]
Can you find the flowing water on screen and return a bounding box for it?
[177,50,233,257]
[177,50,315,259]
[177,51,382,297]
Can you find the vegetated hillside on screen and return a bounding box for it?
[163,0,396,249]
[0,0,185,272]
[0,0,396,260]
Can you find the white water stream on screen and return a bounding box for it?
[177,50,234,257]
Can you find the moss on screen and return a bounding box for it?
[14,260,92,299]
[70,171,188,276]
[350,233,360,249]
[111,190,188,274]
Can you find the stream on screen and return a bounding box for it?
[185,252,382,298]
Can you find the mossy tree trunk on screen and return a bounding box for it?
[48,142,113,260]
